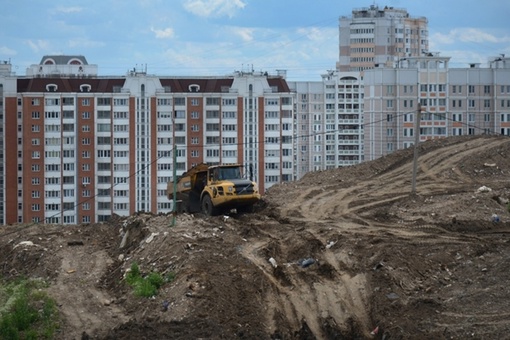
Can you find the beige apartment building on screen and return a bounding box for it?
[337,5,429,72]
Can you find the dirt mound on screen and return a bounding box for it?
[1,135,510,339]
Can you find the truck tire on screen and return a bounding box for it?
[201,195,217,216]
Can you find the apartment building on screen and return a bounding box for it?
[0,56,295,225]
[288,70,364,176]
[363,56,510,161]
[337,5,429,72]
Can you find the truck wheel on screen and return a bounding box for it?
[201,195,217,216]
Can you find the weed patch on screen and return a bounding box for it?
[0,278,58,339]
[125,263,174,298]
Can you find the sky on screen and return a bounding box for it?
[1,0,509,81]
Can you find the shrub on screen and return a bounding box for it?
[125,263,172,298]
[133,279,158,298]
[0,278,58,339]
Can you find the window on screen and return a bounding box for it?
[206,110,219,118]
[114,125,128,132]
[223,124,237,131]
[206,123,219,131]
[206,97,220,105]
[82,99,90,106]
[114,99,128,106]
[114,111,128,119]
[82,111,90,119]
[206,149,219,157]
[223,98,237,106]
[174,97,185,105]
[97,111,111,119]
[206,136,219,144]
[222,111,237,119]
[97,150,111,158]
[97,98,111,106]
[97,136,111,145]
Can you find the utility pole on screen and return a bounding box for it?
[411,103,421,195]
[171,146,177,227]
[171,112,177,227]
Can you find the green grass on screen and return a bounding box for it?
[0,278,59,340]
[125,263,175,298]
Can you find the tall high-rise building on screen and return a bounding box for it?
[337,5,429,72]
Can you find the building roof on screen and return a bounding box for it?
[38,55,89,65]
[17,78,125,93]
[159,78,233,93]
[16,76,292,93]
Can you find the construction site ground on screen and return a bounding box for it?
[1,134,510,339]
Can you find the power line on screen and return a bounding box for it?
[35,108,509,225]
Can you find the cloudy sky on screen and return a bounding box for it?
[1,0,509,80]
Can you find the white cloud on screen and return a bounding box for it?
[151,27,175,39]
[26,40,50,53]
[432,28,510,45]
[0,46,17,56]
[68,38,106,48]
[231,27,254,42]
[55,6,83,14]
[183,0,246,18]
[296,27,327,42]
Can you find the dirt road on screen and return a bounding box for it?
[1,135,510,339]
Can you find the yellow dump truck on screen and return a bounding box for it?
[167,163,261,216]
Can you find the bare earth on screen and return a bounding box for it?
[1,134,510,339]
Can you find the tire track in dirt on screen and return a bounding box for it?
[283,138,509,228]
[46,246,128,339]
[238,222,371,338]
